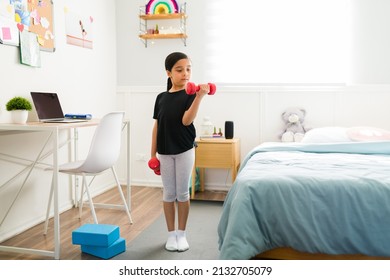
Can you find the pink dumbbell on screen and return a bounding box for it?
[148,157,161,175]
[186,82,216,95]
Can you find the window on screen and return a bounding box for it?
[204,0,348,84]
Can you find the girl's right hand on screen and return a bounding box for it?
[196,84,210,97]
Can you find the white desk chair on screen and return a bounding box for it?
[44,112,133,234]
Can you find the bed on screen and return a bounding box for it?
[217,127,390,260]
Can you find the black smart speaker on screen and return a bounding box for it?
[225,121,234,139]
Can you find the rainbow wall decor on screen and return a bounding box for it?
[145,0,179,15]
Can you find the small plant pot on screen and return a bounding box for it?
[11,110,28,124]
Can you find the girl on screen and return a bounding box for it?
[150,52,209,252]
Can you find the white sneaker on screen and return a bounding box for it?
[177,230,189,252]
[165,231,178,251]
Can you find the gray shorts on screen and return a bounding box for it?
[159,148,195,202]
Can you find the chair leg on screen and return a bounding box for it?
[83,174,98,224]
[78,175,85,219]
[44,175,55,235]
[111,167,133,224]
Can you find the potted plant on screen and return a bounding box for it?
[6,96,32,124]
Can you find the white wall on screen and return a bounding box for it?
[0,0,118,241]
[348,0,390,83]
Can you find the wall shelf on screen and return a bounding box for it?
[139,3,187,48]
[139,13,186,20]
[139,33,187,40]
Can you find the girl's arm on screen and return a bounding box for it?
[182,84,209,126]
[151,120,158,158]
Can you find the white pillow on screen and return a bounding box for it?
[301,127,351,143]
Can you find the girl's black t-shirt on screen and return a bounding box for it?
[153,89,196,155]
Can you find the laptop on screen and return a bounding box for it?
[30,92,88,123]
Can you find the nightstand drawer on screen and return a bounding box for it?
[196,143,234,168]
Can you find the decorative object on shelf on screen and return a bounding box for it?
[145,0,179,15]
[5,96,32,124]
[139,2,187,47]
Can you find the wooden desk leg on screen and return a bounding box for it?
[191,167,196,199]
[53,128,60,260]
[200,168,205,192]
[126,122,131,210]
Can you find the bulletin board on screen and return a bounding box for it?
[27,0,55,52]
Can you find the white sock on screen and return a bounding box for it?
[177,230,189,252]
[165,230,177,251]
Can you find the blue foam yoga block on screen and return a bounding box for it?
[72,224,120,247]
[81,237,126,259]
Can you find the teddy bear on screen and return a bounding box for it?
[280,107,309,142]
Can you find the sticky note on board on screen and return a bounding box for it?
[1,27,11,40]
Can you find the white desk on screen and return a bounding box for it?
[0,120,131,259]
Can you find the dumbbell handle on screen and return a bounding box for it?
[148,158,161,175]
[186,82,216,95]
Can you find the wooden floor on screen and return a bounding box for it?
[0,186,226,260]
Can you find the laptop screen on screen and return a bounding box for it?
[31,92,64,120]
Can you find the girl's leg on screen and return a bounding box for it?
[178,200,189,231]
[177,200,190,251]
[163,201,175,232]
[175,148,195,251]
[159,154,177,251]
[164,201,177,251]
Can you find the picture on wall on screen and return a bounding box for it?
[27,0,55,51]
[65,6,93,49]
[0,0,19,46]
[0,0,55,51]
[20,29,41,67]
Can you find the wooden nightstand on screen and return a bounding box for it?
[191,138,240,199]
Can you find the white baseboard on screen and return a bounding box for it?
[123,180,231,192]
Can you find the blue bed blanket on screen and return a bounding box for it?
[218,141,390,259]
